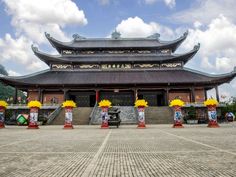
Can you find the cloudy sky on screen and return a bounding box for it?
[0,0,236,100]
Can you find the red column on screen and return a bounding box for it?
[64,106,74,129]
[101,106,109,129]
[28,107,39,129]
[0,106,5,128]
[96,90,99,102]
[172,106,184,128]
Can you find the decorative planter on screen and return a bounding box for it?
[187,119,198,124]
[101,106,109,129]
[27,101,42,129]
[134,99,148,128]
[137,106,146,128]
[62,100,76,129]
[207,105,219,128]
[170,99,185,128]
[28,107,40,129]
[0,106,6,128]
[0,101,8,128]
[204,99,219,128]
[99,100,112,129]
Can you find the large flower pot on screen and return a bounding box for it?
[101,106,109,129]
[64,106,74,129]
[207,105,219,128]
[0,106,6,128]
[28,107,39,129]
[137,106,146,128]
[173,106,184,128]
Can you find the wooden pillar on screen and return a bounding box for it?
[134,88,138,101]
[191,87,195,103]
[215,86,220,102]
[204,89,207,101]
[13,88,18,104]
[95,90,100,102]
[165,88,169,106]
[38,88,42,102]
[63,89,68,101]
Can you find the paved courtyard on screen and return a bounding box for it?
[0,123,236,177]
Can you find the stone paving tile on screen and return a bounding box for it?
[0,124,236,177]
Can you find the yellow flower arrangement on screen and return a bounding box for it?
[169,99,185,107]
[62,100,76,108]
[27,100,42,108]
[204,98,218,107]
[0,100,8,109]
[98,100,112,108]
[134,99,148,107]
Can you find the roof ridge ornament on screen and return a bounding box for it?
[72,34,86,41]
[111,30,121,39]
[147,33,160,39]
[31,44,38,52]
[194,43,200,50]
[183,30,188,37]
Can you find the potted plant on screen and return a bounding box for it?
[185,106,198,124]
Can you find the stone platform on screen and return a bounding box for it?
[0,123,236,177]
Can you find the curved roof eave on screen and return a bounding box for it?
[44,31,188,53]
[31,43,200,65]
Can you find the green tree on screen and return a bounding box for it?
[221,97,236,117]
[0,64,26,103]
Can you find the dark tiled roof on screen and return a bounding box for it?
[45,32,188,53]
[32,44,200,66]
[1,68,235,87]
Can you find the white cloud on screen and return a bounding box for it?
[116,16,174,38]
[144,0,175,8]
[1,0,87,75]
[181,15,236,72]
[0,34,47,72]
[173,0,236,25]
[3,0,87,43]
[8,70,20,76]
[163,0,175,8]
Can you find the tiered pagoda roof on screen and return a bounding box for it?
[0,31,236,89]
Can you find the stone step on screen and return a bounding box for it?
[51,107,93,125]
[145,106,173,124]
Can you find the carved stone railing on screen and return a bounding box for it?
[7,104,61,109]
[89,102,98,125]
[184,102,226,107]
[90,106,137,125]
[46,105,62,125]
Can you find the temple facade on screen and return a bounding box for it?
[1,31,236,108]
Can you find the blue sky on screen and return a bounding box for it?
[0,0,236,100]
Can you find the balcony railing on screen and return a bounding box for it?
[7,104,61,109]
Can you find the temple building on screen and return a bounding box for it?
[1,31,236,109]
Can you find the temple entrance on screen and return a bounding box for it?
[138,90,165,106]
[68,91,96,107]
[100,90,134,106]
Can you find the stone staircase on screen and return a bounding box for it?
[50,107,93,125]
[145,106,173,124]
